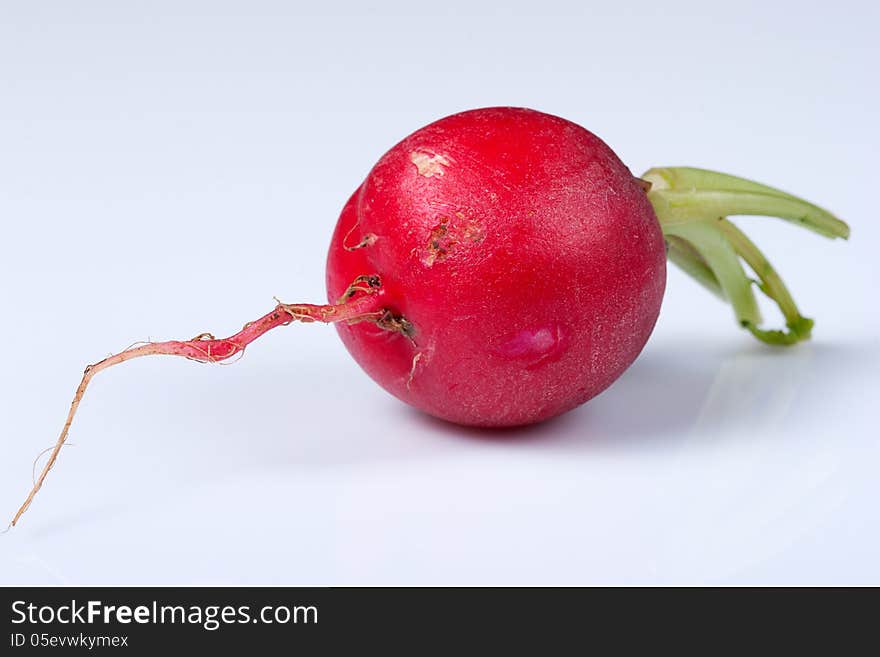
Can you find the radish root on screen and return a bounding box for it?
[10,277,387,527]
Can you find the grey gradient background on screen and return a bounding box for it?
[1,1,877,584]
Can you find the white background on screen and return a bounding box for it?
[1,1,877,584]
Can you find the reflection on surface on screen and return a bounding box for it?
[580,338,867,447]
[687,342,811,442]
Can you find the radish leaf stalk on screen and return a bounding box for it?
[643,167,849,345]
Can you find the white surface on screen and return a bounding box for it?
[1,1,877,585]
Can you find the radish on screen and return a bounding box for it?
[9,107,849,526]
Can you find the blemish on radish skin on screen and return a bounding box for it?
[423,214,485,266]
[410,150,451,177]
[406,352,424,389]
[496,325,568,369]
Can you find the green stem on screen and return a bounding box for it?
[665,234,724,300]
[663,219,762,329]
[644,167,849,346]
[715,218,813,345]
[644,167,850,239]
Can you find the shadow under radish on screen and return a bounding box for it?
[406,336,873,452]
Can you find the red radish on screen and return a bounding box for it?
[9,107,849,526]
[327,108,666,427]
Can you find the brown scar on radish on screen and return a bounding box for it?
[342,218,377,251]
[345,233,377,251]
[423,213,485,266]
[375,310,416,341]
[8,275,391,528]
[410,150,452,177]
[425,218,451,265]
